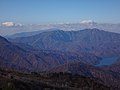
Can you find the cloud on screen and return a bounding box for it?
[1,22,22,27]
[80,20,95,24]
[1,22,15,27]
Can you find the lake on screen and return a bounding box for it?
[95,56,119,66]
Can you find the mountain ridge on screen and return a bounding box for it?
[10,28,120,57]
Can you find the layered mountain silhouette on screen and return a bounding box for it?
[10,28,120,57]
[1,28,120,89]
[0,35,101,71]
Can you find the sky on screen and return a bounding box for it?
[0,0,120,24]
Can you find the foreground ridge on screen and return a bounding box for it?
[0,68,117,90]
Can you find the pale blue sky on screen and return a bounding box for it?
[0,0,120,24]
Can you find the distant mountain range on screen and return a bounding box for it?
[6,29,56,39]
[10,28,120,57]
[1,21,120,36]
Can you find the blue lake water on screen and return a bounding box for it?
[95,56,119,66]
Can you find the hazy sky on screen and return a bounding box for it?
[0,0,120,24]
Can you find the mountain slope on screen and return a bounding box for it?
[1,35,120,88]
[0,36,101,71]
[10,28,120,57]
[50,61,120,88]
[0,68,114,90]
[0,36,49,71]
